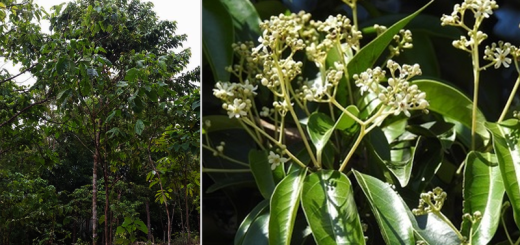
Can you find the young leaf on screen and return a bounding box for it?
[301,170,365,245]
[347,0,434,77]
[353,170,415,245]
[249,150,276,199]
[462,151,504,244]
[485,120,520,230]
[269,168,307,245]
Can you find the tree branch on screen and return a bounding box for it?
[0,63,37,85]
[0,97,50,128]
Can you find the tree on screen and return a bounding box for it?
[0,0,199,244]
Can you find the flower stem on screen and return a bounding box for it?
[470,41,481,151]
[203,168,251,173]
[339,124,365,172]
[498,76,520,122]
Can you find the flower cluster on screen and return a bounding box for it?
[441,0,498,52]
[354,60,428,117]
[412,187,447,216]
[441,0,498,26]
[389,29,413,56]
[300,62,344,102]
[213,81,258,119]
[483,41,518,69]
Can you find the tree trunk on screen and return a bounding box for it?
[92,118,102,244]
[103,166,109,245]
[92,152,98,244]
[146,200,152,241]
[185,163,190,244]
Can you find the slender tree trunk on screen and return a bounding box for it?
[92,118,101,244]
[104,166,109,245]
[146,200,152,241]
[93,152,98,244]
[185,163,190,244]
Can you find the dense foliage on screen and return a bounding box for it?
[0,0,200,244]
[202,0,520,244]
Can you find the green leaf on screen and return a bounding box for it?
[301,170,365,245]
[269,168,307,245]
[353,170,415,245]
[220,0,261,42]
[55,57,70,75]
[241,212,270,245]
[410,212,462,244]
[125,68,139,82]
[235,200,269,245]
[366,128,415,187]
[135,119,145,135]
[336,105,360,132]
[485,120,520,230]
[414,79,489,147]
[206,178,255,193]
[307,112,335,154]
[203,0,233,83]
[347,0,434,78]
[249,150,276,199]
[461,151,504,244]
[80,78,92,95]
[134,219,148,234]
[99,215,105,224]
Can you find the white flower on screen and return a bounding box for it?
[470,0,497,19]
[241,80,258,96]
[213,82,234,99]
[226,98,248,118]
[493,46,512,69]
[393,93,411,117]
[268,151,289,170]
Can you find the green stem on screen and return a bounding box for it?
[275,56,318,167]
[238,120,266,150]
[339,124,365,172]
[498,76,520,122]
[470,42,481,151]
[202,145,250,167]
[203,168,251,173]
[502,202,514,245]
[242,118,308,169]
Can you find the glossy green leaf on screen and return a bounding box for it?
[413,79,489,146]
[307,112,335,154]
[220,0,261,42]
[409,212,462,244]
[366,128,415,187]
[461,151,504,244]
[235,200,269,245]
[485,119,520,230]
[347,0,433,78]
[353,170,415,245]
[336,105,360,132]
[203,0,233,83]
[269,168,307,245]
[249,150,276,199]
[301,170,365,245]
[241,212,270,245]
[134,119,144,135]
